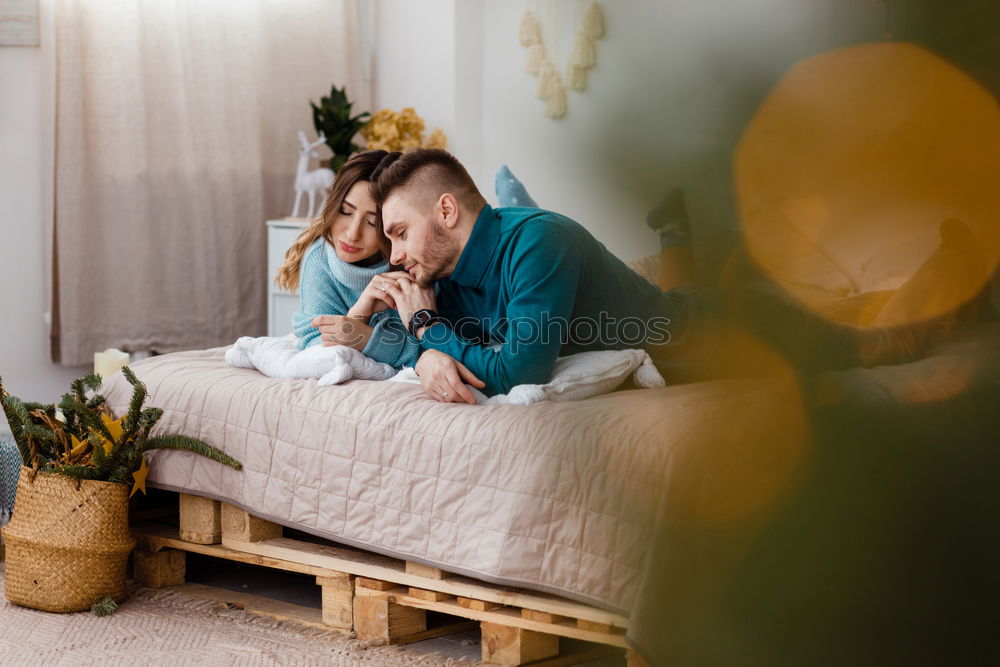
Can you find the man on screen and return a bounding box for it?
[367,148,946,404]
[368,148,691,403]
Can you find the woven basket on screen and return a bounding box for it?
[1,466,135,612]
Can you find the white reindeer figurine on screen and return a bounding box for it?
[291,131,335,219]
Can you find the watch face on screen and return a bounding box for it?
[410,309,436,335]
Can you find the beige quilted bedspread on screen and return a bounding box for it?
[104,346,797,613]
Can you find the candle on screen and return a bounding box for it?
[94,348,130,381]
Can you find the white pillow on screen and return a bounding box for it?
[390,349,665,405]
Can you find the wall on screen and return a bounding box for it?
[369,0,886,265]
[373,0,1000,281]
[371,0,457,150]
[0,46,88,432]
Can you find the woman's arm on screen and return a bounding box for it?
[292,243,353,348]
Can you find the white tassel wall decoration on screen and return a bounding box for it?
[526,42,546,75]
[519,1,607,119]
[570,34,597,69]
[567,64,588,91]
[537,60,558,99]
[582,3,605,39]
[520,11,542,46]
[546,83,567,118]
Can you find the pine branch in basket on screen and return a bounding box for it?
[0,368,242,491]
[144,435,242,471]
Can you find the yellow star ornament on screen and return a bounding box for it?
[130,455,149,498]
[69,434,88,458]
[100,413,125,455]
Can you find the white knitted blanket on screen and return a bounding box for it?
[226,335,665,405]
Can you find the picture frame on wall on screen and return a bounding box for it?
[0,0,39,47]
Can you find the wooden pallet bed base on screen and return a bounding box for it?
[131,492,641,666]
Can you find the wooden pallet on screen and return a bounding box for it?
[131,492,642,666]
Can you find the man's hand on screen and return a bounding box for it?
[415,349,486,404]
[311,315,373,351]
[378,271,436,327]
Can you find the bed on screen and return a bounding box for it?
[104,342,803,615]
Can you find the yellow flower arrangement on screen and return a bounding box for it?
[361,107,448,152]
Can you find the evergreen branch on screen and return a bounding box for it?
[75,402,115,445]
[88,432,108,468]
[82,372,102,391]
[119,367,147,439]
[91,596,118,616]
[1,385,32,464]
[145,435,242,470]
[47,464,105,481]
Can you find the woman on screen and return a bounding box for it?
[275,150,419,369]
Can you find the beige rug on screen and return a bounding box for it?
[0,563,477,666]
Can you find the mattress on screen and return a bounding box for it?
[103,347,800,613]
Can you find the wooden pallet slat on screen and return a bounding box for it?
[353,585,629,648]
[220,534,628,629]
[174,582,337,633]
[135,493,634,665]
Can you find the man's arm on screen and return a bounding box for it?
[419,224,584,395]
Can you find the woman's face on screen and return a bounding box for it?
[331,180,381,263]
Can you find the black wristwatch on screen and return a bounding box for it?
[407,309,444,337]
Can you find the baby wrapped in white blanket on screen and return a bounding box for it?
[225,334,665,405]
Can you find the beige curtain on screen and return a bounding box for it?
[49,0,368,364]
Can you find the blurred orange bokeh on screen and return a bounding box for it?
[735,42,999,325]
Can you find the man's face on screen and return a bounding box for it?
[381,192,460,287]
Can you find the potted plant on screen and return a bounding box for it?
[311,84,371,173]
[0,368,241,613]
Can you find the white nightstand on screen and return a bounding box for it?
[266,219,310,337]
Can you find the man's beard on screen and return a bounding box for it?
[416,220,458,287]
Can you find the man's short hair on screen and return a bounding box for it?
[371,148,482,213]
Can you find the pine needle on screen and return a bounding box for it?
[91,596,119,616]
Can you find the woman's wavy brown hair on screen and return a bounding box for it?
[275,150,398,292]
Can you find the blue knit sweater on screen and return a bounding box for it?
[419,205,684,395]
[292,239,420,369]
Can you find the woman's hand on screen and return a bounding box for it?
[311,315,374,351]
[415,349,486,404]
[379,272,437,326]
[347,278,397,320]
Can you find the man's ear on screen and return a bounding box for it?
[438,193,460,228]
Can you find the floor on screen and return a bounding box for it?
[185,552,626,665]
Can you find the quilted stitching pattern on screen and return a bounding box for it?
[104,347,780,613]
